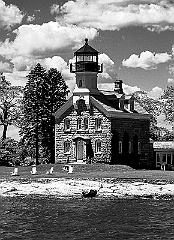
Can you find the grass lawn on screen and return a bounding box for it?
[0,163,174,182]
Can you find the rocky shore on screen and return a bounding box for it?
[1,177,174,199]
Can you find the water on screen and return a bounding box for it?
[0,195,174,240]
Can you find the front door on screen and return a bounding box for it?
[76,140,84,161]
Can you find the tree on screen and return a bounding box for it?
[19,63,46,165]
[20,64,69,164]
[0,72,23,141]
[133,91,164,140]
[160,86,174,125]
[41,68,69,163]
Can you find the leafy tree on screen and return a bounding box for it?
[133,91,163,140]
[0,137,20,166]
[160,86,174,125]
[0,72,23,141]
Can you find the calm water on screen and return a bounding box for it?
[0,195,174,240]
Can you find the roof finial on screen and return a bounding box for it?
[85,38,88,45]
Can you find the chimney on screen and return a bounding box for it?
[114,79,123,94]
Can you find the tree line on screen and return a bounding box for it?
[0,63,69,166]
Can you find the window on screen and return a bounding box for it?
[84,55,92,61]
[119,141,122,154]
[129,141,131,154]
[156,153,160,167]
[138,142,141,154]
[167,154,172,165]
[124,100,129,109]
[64,118,70,130]
[95,140,101,153]
[84,118,89,130]
[78,79,82,87]
[64,141,70,153]
[77,118,82,130]
[95,118,102,130]
[77,55,83,61]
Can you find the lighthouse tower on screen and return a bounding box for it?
[70,39,103,106]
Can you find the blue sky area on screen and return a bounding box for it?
[1,0,174,140]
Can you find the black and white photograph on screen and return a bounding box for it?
[1,0,174,239]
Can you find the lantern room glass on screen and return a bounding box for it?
[77,54,97,62]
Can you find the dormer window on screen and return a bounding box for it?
[95,118,102,130]
[78,79,82,87]
[124,100,129,109]
[64,118,70,131]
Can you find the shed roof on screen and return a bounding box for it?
[153,141,174,149]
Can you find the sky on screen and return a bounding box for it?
[1,0,174,140]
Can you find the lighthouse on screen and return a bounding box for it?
[70,39,103,107]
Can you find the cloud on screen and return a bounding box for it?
[146,25,174,33]
[122,51,171,69]
[98,53,116,80]
[168,78,174,84]
[147,86,163,99]
[0,61,12,72]
[0,0,23,29]
[98,82,141,95]
[27,15,35,23]
[0,22,98,59]
[4,71,28,86]
[52,0,174,31]
[123,83,141,95]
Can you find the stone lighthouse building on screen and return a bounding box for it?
[54,39,152,168]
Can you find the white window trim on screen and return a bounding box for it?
[84,118,89,130]
[129,141,132,154]
[95,118,102,130]
[64,141,71,154]
[64,118,70,131]
[119,141,122,154]
[138,142,141,154]
[95,140,102,153]
[77,118,82,130]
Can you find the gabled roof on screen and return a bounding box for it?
[54,94,151,120]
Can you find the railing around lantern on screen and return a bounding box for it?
[70,62,103,73]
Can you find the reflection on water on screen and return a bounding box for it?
[0,196,174,240]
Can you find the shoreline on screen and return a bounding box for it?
[1,176,174,199]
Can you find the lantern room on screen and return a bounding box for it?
[70,39,103,73]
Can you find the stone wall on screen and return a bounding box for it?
[111,118,153,168]
[55,105,111,163]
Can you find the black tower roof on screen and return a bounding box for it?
[74,39,99,55]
